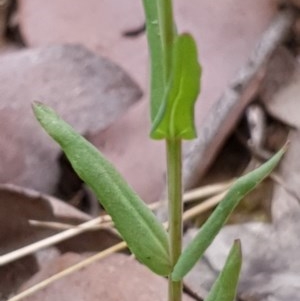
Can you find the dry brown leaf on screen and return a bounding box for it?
[184,216,300,301]
[17,253,194,301]
[0,44,141,194]
[264,68,300,129]
[0,184,120,254]
[18,0,147,89]
[0,184,120,300]
[182,132,300,300]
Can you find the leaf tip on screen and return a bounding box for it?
[32,101,52,121]
[233,239,242,257]
[32,100,46,109]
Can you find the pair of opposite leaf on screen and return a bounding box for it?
[143,0,201,140]
[33,103,285,283]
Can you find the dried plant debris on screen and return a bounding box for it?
[183,11,300,301]
[17,253,195,301]
[184,213,300,301]
[0,184,120,300]
[0,184,120,254]
[183,132,300,301]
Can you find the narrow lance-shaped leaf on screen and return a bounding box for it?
[33,103,171,276]
[142,0,176,122]
[204,240,242,301]
[172,146,286,280]
[151,33,201,140]
[142,0,166,121]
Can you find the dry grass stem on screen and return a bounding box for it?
[182,181,232,203]
[8,190,228,301]
[0,217,106,266]
[7,241,127,301]
[0,181,231,267]
[183,191,227,222]
[28,181,232,232]
[29,219,113,231]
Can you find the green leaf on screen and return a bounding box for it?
[151,33,201,140]
[142,0,166,121]
[33,102,171,276]
[204,240,242,301]
[172,146,286,280]
[142,0,176,122]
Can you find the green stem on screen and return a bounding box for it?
[166,139,183,301]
